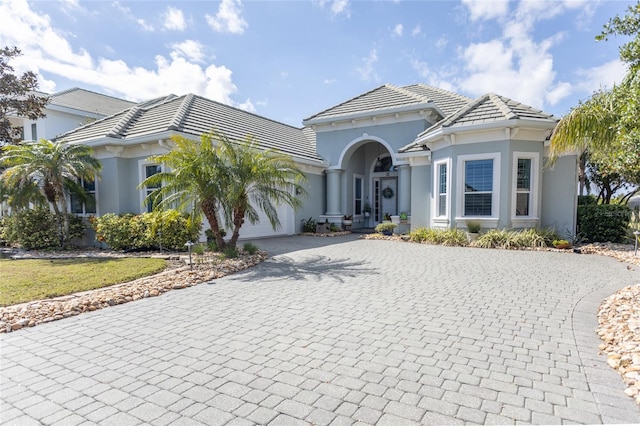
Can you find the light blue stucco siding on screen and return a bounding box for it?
[430,139,544,230]
[315,121,429,166]
[294,172,325,233]
[541,154,578,238]
[409,164,431,229]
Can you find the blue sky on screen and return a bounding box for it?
[0,0,634,127]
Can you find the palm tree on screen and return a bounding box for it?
[142,131,307,250]
[0,139,101,246]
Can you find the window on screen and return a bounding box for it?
[433,159,449,220]
[70,178,96,215]
[144,164,162,213]
[515,159,531,216]
[464,159,494,216]
[354,175,363,215]
[456,153,500,223]
[512,152,539,221]
[31,123,37,141]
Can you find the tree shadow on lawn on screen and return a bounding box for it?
[227,254,375,284]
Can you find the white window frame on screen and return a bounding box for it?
[139,160,163,213]
[432,158,450,227]
[69,176,98,216]
[456,152,500,228]
[511,151,539,227]
[353,174,364,217]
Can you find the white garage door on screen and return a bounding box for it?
[237,202,295,239]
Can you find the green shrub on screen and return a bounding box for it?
[375,222,397,234]
[408,227,468,246]
[578,195,597,205]
[465,220,482,233]
[2,208,85,250]
[93,210,201,251]
[301,217,317,233]
[577,204,632,243]
[472,228,559,249]
[223,246,238,259]
[243,242,258,255]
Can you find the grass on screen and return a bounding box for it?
[0,257,167,306]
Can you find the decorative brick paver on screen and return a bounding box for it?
[1,235,639,424]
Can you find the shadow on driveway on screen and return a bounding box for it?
[231,253,374,283]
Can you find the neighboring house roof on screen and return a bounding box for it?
[303,84,471,123]
[49,88,137,116]
[56,94,322,163]
[400,93,559,152]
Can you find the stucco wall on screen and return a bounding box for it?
[541,154,578,238]
[409,164,431,229]
[294,172,325,233]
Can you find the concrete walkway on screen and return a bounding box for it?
[1,235,639,425]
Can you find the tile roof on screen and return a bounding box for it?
[303,84,470,122]
[56,94,322,163]
[50,88,137,116]
[400,93,558,152]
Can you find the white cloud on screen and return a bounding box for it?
[435,36,448,50]
[331,0,350,18]
[237,98,256,113]
[206,0,248,35]
[113,1,154,31]
[576,59,628,92]
[356,49,380,83]
[411,59,458,92]
[411,25,421,37]
[0,0,240,106]
[462,0,510,21]
[454,0,610,110]
[324,78,336,84]
[163,6,186,31]
[170,40,206,63]
[313,0,351,19]
[393,24,403,37]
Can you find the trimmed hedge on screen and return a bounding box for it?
[1,208,84,250]
[577,204,631,243]
[92,210,201,251]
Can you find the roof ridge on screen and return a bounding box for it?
[440,94,488,127]
[303,84,388,121]
[106,107,142,138]
[390,84,432,104]
[51,87,136,105]
[168,94,195,130]
[488,93,518,120]
[405,83,473,102]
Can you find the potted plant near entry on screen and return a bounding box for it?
[466,220,481,242]
[342,215,353,230]
[383,213,392,222]
[363,203,371,218]
[552,239,572,249]
[399,212,409,224]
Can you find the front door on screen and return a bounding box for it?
[373,177,397,223]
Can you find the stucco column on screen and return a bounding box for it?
[326,168,342,215]
[398,164,411,214]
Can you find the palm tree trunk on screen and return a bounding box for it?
[201,198,226,250]
[228,206,245,250]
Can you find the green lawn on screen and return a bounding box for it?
[0,257,167,306]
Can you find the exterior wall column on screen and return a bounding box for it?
[326,168,343,215]
[398,164,411,214]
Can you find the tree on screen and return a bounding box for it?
[0,139,102,247]
[0,46,49,145]
[142,131,307,250]
[549,3,640,202]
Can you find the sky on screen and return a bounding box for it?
[0,0,635,127]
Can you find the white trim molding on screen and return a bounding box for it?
[432,157,451,228]
[455,152,501,229]
[511,151,540,228]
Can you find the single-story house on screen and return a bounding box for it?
[55,84,578,241]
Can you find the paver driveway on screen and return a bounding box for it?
[2,235,640,425]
